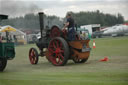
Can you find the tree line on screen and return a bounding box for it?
[71,10,124,27]
[1,10,125,30]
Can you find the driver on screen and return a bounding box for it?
[63,13,75,40]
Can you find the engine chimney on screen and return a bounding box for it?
[38,12,44,39]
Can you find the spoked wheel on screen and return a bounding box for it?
[50,26,62,38]
[48,37,69,66]
[73,56,89,63]
[0,58,7,71]
[29,48,39,64]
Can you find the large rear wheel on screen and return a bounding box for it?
[50,26,62,38]
[0,58,7,71]
[29,48,39,64]
[48,37,69,66]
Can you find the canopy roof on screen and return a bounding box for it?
[0,25,16,32]
[0,25,26,35]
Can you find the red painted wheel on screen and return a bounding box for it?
[29,48,38,64]
[48,37,69,66]
[50,26,62,38]
[73,56,89,63]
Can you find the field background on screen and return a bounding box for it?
[0,36,128,85]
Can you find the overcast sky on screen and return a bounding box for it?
[0,0,128,20]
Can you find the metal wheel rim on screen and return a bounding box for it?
[50,27,61,38]
[48,39,65,65]
[29,48,38,64]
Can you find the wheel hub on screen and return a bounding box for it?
[55,48,61,54]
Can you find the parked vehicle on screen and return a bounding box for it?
[0,15,15,71]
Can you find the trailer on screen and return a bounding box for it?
[0,15,15,71]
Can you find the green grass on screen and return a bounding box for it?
[0,36,128,85]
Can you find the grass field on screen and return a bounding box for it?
[0,36,128,85]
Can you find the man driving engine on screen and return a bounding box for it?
[63,13,75,41]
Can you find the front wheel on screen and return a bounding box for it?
[48,37,69,66]
[0,58,7,71]
[29,48,39,64]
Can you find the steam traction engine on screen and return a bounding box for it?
[29,12,91,66]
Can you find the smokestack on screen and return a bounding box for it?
[38,12,44,39]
